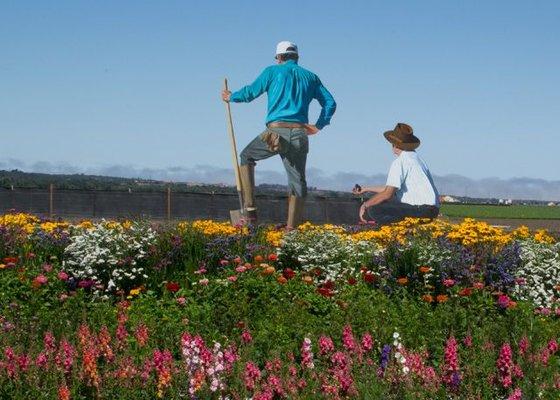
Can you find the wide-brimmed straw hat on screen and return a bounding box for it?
[383,123,420,151]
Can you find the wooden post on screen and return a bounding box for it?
[49,184,54,218]
[166,187,171,221]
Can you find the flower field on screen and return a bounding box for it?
[0,212,559,399]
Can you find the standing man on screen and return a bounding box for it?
[222,41,336,229]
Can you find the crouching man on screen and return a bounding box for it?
[222,41,336,229]
[353,123,439,225]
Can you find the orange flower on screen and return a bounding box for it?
[261,266,276,276]
[422,294,434,303]
[419,266,431,273]
[397,277,408,286]
[436,294,449,303]
[276,276,287,284]
[302,276,314,285]
[254,255,264,263]
[459,287,473,297]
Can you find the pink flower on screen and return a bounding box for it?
[361,332,374,352]
[507,388,522,400]
[176,297,186,306]
[442,336,461,389]
[235,265,247,273]
[547,339,559,354]
[241,330,253,344]
[318,335,335,355]
[32,274,48,287]
[301,338,315,369]
[518,336,529,356]
[514,277,526,285]
[496,343,514,388]
[57,271,69,281]
[199,278,209,286]
[463,335,473,348]
[227,275,238,282]
[473,282,484,290]
[497,294,512,309]
[342,325,356,352]
[42,263,53,273]
[244,361,261,391]
[219,259,229,267]
[443,278,456,287]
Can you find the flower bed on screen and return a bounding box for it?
[0,212,559,399]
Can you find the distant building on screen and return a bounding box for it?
[440,195,460,203]
[548,202,557,207]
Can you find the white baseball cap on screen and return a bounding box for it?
[276,41,298,56]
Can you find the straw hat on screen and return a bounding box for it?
[383,123,420,151]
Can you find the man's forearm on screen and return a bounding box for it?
[363,185,387,194]
[363,192,390,208]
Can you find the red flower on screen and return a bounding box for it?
[459,287,472,297]
[317,287,334,297]
[282,268,296,280]
[347,277,357,285]
[322,281,335,290]
[363,272,376,283]
[267,253,278,262]
[165,282,180,293]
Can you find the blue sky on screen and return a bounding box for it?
[1,0,559,182]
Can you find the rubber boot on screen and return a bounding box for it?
[239,164,258,224]
[286,196,305,230]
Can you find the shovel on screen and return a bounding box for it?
[223,78,245,225]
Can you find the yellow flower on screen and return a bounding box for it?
[0,264,6,270]
[534,229,555,244]
[129,287,142,296]
[189,220,248,236]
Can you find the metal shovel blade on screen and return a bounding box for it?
[230,209,244,226]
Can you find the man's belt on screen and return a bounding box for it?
[267,122,307,129]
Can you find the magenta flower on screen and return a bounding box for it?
[443,279,456,287]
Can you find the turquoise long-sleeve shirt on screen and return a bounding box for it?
[230,60,336,130]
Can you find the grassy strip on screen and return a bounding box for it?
[440,204,560,220]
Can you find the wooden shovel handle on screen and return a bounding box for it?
[224,78,243,193]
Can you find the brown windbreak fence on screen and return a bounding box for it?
[0,187,360,224]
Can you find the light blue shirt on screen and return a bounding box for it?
[230,60,336,129]
[386,151,440,206]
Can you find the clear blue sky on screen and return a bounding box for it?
[1,0,559,181]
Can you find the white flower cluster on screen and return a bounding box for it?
[278,230,380,282]
[515,241,560,309]
[393,331,409,375]
[63,221,157,295]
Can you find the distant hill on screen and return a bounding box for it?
[0,170,349,199]
[0,169,554,205]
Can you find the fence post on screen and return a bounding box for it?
[166,187,171,221]
[49,184,54,218]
